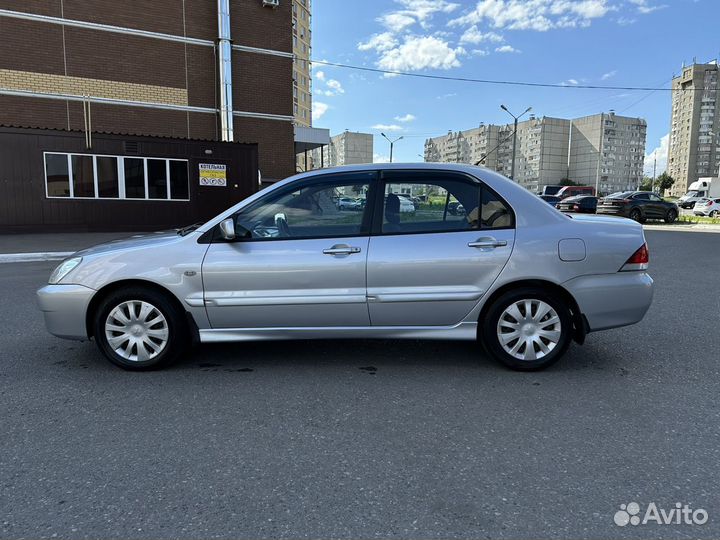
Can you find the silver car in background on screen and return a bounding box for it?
[37,163,654,371]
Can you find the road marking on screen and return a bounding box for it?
[0,252,74,263]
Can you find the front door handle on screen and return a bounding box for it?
[323,244,361,256]
[468,237,508,249]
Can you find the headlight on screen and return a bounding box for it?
[48,257,83,285]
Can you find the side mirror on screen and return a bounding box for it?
[218,218,236,241]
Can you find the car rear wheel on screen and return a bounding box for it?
[664,209,678,223]
[629,208,644,223]
[710,210,718,218]
[93,287,188,371]
[481,287,572,371]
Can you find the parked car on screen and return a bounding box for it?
[539,185,563,196]
[678,178,719,209]
[539,195,562,205]
[337,197,362,211]
[38,163,653,372]
[447,201,465,215]
[392,195,416,213]
[596,191,678,223]
[556,185,596,199]
[693,197,720,217]
[556,195,598,214]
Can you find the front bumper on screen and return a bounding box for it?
[564,272,653,332]
[37,284,96,340]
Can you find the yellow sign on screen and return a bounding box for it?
[199,164,227,186]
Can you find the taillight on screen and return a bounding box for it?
[620,243,649,271]
[573,204,580,210]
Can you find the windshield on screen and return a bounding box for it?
[684,191,699,198]
[607,191,634,199]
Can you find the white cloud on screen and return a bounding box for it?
[459,25,504,44]
[449,0,612,31]
[601,70,617,80]
[495,44,520,53]
[372,123,404,131]
[472,48,490,56]
[394,113,416,122]
[315,70,326,82]
[312,102,329,121]
[358,32,398,52]
[560,78,579,86]
[375,35,465,72]
[629,0,667,14]
[373,153,391,163]
[644,133,668,176]
[377,0,461,32]
[326,79,344,94]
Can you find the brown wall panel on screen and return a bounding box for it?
[63,27,187,89]
[62,0,186,36]
[0,19,65,75]
[234,117,294,181]
[186,45,216,108]
[182,0,216,41]
[0,95,69,130]
[231,0,292,53]
[70,103,190,139]
[0,0,61,16]
[188,112,218,141]
[233,52,293,117]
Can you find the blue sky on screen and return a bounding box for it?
[311,0,718,176]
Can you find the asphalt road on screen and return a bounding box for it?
[1,230,720,540]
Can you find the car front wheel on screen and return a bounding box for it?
[93,287,188,370]
[664,209,678,223]
[481,288,572,371]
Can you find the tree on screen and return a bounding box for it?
[655,172,675,195]
[559,178,580,186]
[639,176,654,191]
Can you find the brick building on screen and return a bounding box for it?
[0,1,308,231]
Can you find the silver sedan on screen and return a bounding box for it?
[38,163,654,371]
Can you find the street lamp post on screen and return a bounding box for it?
[381,132,404,163]
[500,105,532,181]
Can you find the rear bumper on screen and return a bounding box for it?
[596,207,628,216]
[37,284,95,340]
[563,272,653,332]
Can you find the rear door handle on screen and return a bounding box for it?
[323,244,361,256]
[468,237,508,249]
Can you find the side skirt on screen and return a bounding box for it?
[199,322,478,343]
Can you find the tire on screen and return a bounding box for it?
[93,286,189,371]
[664,209,678,223]
[629,208,644,223]
[480,287,573,371]
[710,210,718,218]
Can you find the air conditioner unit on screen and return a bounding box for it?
[262,0,279,8]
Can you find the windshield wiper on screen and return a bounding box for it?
[176,222,203,236]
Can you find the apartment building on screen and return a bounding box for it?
[0,0,301,231]
[667,62,720,197]
[292,0,312,127]
[312,131,373,167]
[425,112,646,194]
[569,112,646,194]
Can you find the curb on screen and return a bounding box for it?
[0,252,74,264]
[644,224,720,234]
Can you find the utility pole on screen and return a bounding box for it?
[500,105,532,181]
[381,132,404,163]
[653,155,657,191]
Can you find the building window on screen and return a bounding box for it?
[44,153,189,201]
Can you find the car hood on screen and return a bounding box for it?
[73,231,184,258]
